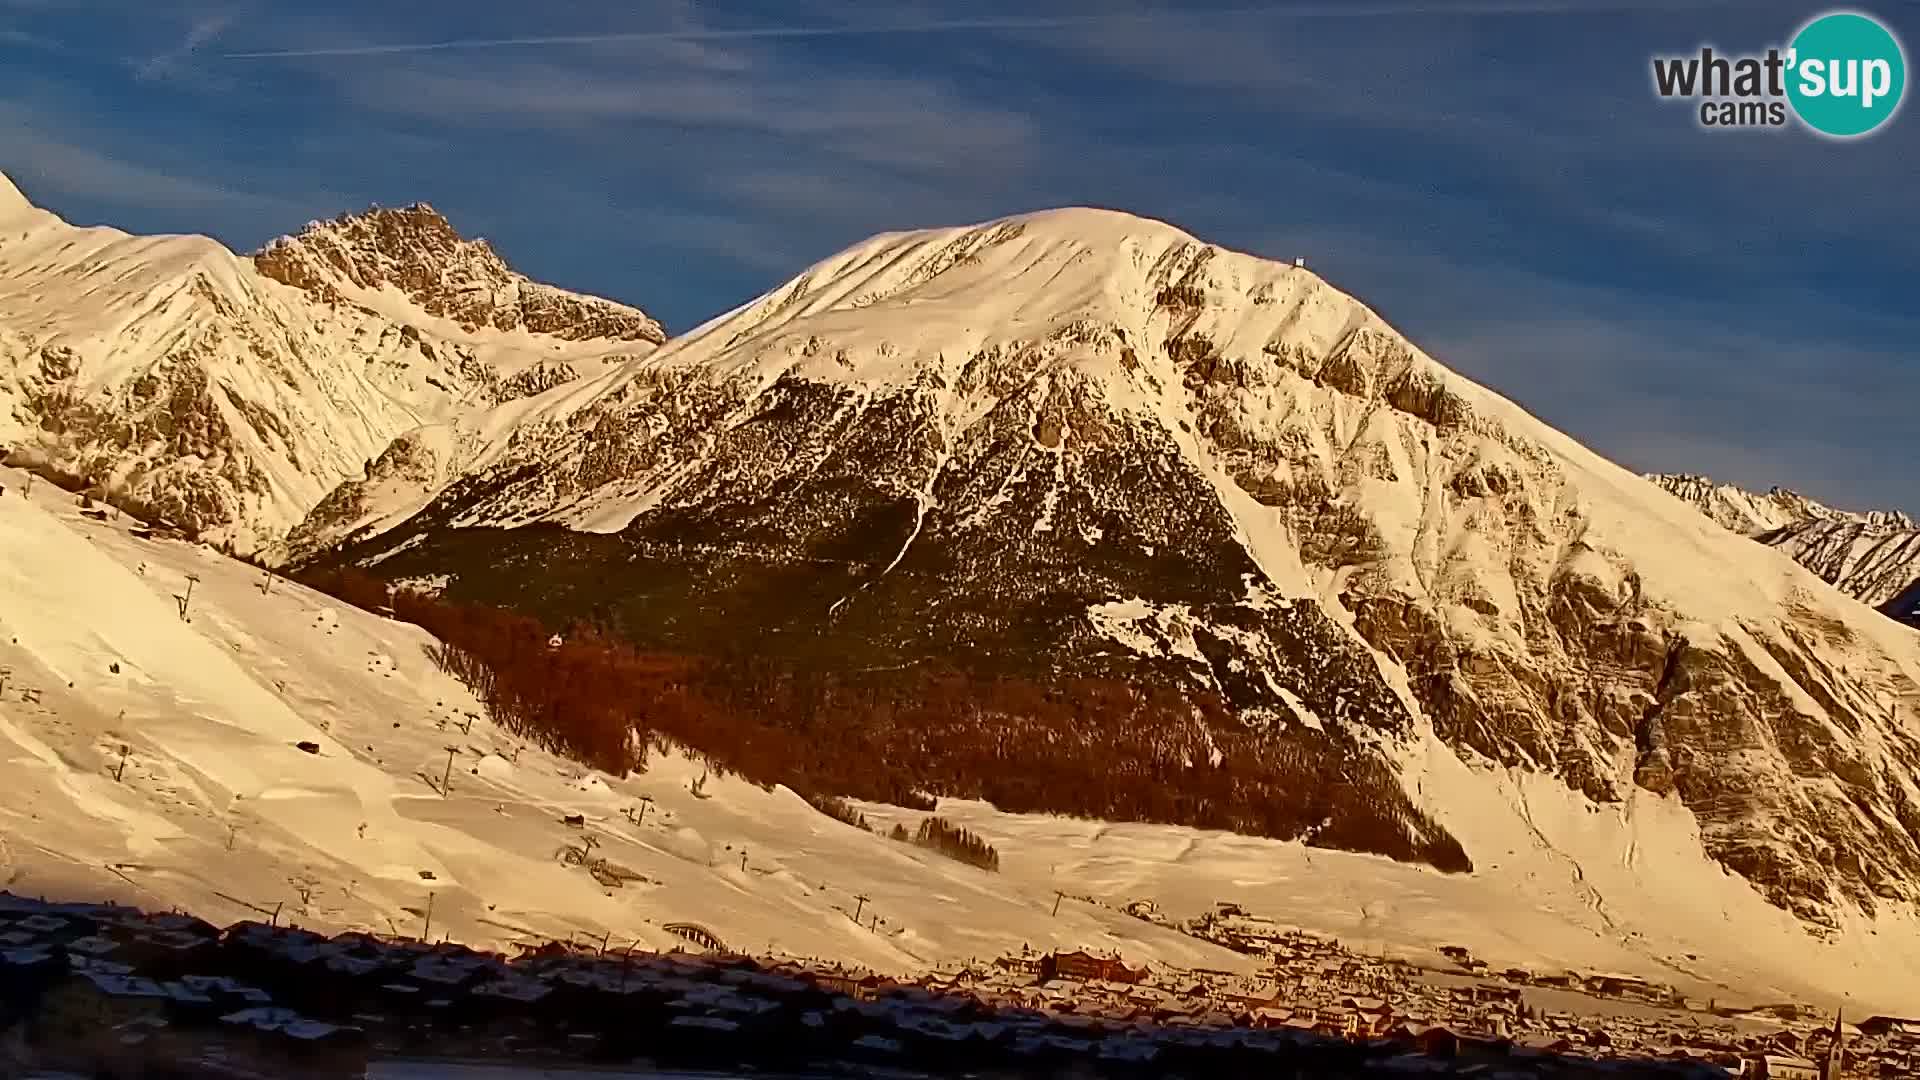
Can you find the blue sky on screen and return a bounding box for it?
[2,0,1915,512]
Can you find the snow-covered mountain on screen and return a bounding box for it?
[1646,472,1920,620]
[9,188,1920,1010]
[0,172,662,559]
[254,203,666,347]
[0,467,1244,979]
[6,464,1920,1015]
[304,208,1920,935]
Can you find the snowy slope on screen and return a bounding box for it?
[313,208,1920,937]
[0,173,662,559]
[1646,472,1920,616]
[7,466,1920,1016]
[0,465,1236,975]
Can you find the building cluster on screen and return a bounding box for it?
[0,893,362,1078]
[2,889,1915,1079]
[1,890,1761,1079]
[1164,901,1920,1080]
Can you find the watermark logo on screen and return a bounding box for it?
[1651,9,1906,138]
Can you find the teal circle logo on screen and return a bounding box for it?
[1786,11,1906,137]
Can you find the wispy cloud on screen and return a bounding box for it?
[329,60,1036,177]
[0,95,339,242]
[0,117,275,214]
[0,26,62,51]
[220,0,1738,59]
[135,11,237,81]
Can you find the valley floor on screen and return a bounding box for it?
[0,465,1916,1017]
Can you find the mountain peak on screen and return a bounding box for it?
[1007,204,1198,238]
[675,205,1335,397]
[312,201,1920,942]
[254,203,666,345]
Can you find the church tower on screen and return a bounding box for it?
[1822,1007,1847,1080]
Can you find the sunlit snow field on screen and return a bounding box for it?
[1,464,1916,1016]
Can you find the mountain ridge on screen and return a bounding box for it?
[1646,471,1916,534]
[0,171,664,556]
[0,172,29,214]
[14,460,1920,1016]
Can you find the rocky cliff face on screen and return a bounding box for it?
[254,205,667,345]
[0,175,664,557]
[1758,518,1920,611]
[307,209,1920,931]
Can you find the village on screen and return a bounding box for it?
[1108,898,1920,1080]
[3,890,1914,1079]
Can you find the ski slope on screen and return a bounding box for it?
[0,464,1239,973]
[4,464,1919,1016]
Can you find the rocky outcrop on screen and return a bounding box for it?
[282,426,459,565]
[0,249,467,554]
[255,205,666,344]
[1758,518,1920,609]
[7,341,268,534]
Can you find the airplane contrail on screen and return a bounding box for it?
[223,1,1723,60]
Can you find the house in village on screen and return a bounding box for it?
[993,951,1044,977]
[1745,1052,1819,1079]
[808,968,897,1002]
[32,971,170,1039]
[1342,994,1395,1038]
[220,1006,370,1077]
[1857,1015,1920,1039]
[1389,1021,1469,1060]
[1039,949,1145,985]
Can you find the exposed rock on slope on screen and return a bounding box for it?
[1758,518,1920,611]
[0,174,663,557]
[255,205,666,345]
[307,209,1920,930]
[283,425,468,565]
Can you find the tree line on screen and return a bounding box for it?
[900,816,1000,872]
[295,567,1470,872]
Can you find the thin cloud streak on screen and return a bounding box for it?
[8,0,1904,511]
[136,12,237,80]
[222,0,1734,59]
